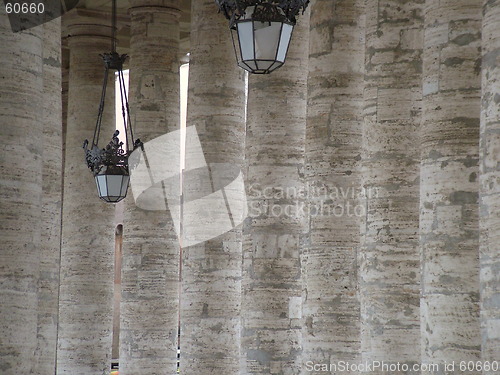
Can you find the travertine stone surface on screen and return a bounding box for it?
[242,12,309,375]
[303,0,364,367]
[62,39,69,159]
[120,1,181,373]
[480,0,500,369]
[35,18,63,375]
[111,225,122,361]
[361,0,423,371]
[0,8,44,375]
[420,0,482,371]
[57,20,116,374]
[180,0,246,374]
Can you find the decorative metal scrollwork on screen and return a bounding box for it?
[215,0,309,26]
[101,51,128,71]
[84,130,130,175]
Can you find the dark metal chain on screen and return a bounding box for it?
[111,0,117,53]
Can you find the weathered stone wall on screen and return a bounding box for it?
[0,8,44,375]
[2,1,500,373]
[36,17,63,375]
[361,0,423,371]
[420,0,482,370]
[480,0,500,370]
[303,0,365,367]
[179,0,246,374]
[241,12,309,375]
[57,19,116,374]
[120,1,181,373]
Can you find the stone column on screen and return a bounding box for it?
[420,0,482,370]
[179,0,246,374]
[303,0,365,366]
[360,0,423,369]
[62,39,69,170]
[480,0,500,368]
[57,17,116,374]
[0,8,44,375]
[241,12,309,375]
[119,1,181,373]
[35,18,63,375]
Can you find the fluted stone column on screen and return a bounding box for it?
[0,9,44,375]
[480,0,500,368]
[179,0,246,374]
[242,12,309,375]
[58,18,116,374]
[361,0,423,370]
[120,1,181,373]
[420,0,482,370]
[35,18,63,374]
[303,0,364,367]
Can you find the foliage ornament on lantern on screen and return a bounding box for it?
[215,0,309,74]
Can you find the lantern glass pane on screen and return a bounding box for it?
[254,21,281,60]
[237,21,255,61]
[96,175,107,197]
[231,28,242,63]
[277,24,293,62]
[244,60,258,71]
[269,61,282,71]
[120,175,130,197]
[107,175,124,197]
[256,60,274,71]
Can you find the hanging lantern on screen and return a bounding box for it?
[84,129,138,203]
[215,0,309,74]
[83,0,142,203]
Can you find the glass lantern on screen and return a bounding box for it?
[95,165,130,203]
[215,0,309,74]
[231,5,294,74]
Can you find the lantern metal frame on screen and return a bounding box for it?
[215,0,309,74]
[83,0,142,203]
